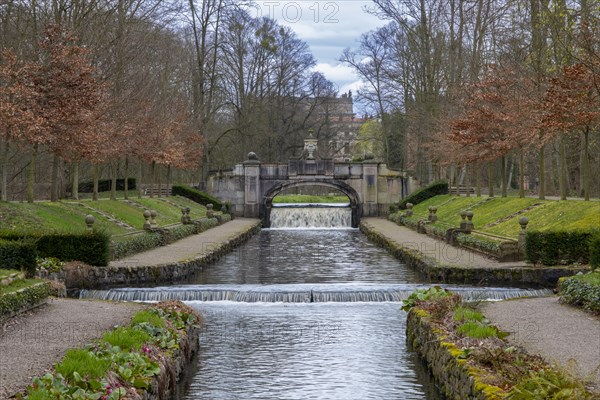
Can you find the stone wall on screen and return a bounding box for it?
[64,221,262,292]
[406,309,504,400]
[360,221,588,287]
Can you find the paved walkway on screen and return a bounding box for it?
[110,218,261,268]
[0,298,144,399]
[361,217,526,269]
[483,297,600,392]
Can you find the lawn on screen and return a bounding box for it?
[0,278,45,296]
[400,195,599,239]
[273,194,350,203]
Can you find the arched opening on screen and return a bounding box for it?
[261,180,361,228]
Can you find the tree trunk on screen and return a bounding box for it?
[538,146,545,199]
[1,141,9,202]
[50,154,59,202]
[166,164,172,196]
[465,164,470,197]
[506,156,514,193]
[519,150,525,198]
[150,161,156,198]
[475,162,481,197]
[72,161,79,200]
[27,144,38,203]
[157,164,162,198]
[110,160,117,200]
[488,160,494,197]
[92,164,99,201]
[559,134,567,200]
[583,128,590,201]
[501,155,507,197]
[138,159,143,199]
[124,155,129,200]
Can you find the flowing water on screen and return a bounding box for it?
[270,203,352,228]
[82,208,551,399]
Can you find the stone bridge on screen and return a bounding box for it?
[206,153,411,228]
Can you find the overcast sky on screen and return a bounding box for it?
[248,1,388,103]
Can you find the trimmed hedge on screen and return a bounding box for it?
[559,272,600,313]
[397,180,448,210]
[67,178,136,193]
[0,239,37,277]
[525,230,591,266]
[172,185,222,211]
[0,231,111,267]
[589,230,600,270]
[0,281,51,319]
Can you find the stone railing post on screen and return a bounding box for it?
[430,206,438,223]
[465,210,474,233]
[428,206,433,221]
[143,210,152,231]
[460,210,467,230]
[181,207,192,224]
[405,203,413,217]
[206,203,214,219]
[518,216,529,253]
[150,210,158,228]
[85,215,95,232]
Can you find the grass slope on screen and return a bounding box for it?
[402,195,599,239]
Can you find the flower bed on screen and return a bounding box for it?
[22,301,201,400]
[404,288,596,399]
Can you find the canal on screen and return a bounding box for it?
[83,212,549,399]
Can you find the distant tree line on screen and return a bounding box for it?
[0,1,337,201]
[342,0,599,199]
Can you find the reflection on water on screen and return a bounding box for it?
[178,302,441,400]
[193,229,422,285]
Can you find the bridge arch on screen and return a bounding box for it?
[261,179,362,228]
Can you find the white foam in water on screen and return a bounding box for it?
[270,204,352,228]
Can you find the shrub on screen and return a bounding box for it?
[169,224,197,242]
[525,231,591,266]
[102,326,151,351]
[0,231,110,267]
[0,281,51,317]
[453,306,485,323]
[397,180,448,210]
[172,185,222,211]
[401,286,453,312]
[131,309,166,328]
[112,232,164,260]
[68,177,136,193]
[0,238,37,277]
[559,271,600,313]
[455,233,502,256]
[456,321,500,339]
[589,230,600,270]
[197,217,218,232]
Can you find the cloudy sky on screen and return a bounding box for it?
[248,1,389,99]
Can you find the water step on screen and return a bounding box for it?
[80,284,552,303]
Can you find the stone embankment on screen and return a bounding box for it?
[59,218,261,292]
[360,218,588,287]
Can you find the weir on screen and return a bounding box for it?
[80,284,552,303]
[269,203,352,229]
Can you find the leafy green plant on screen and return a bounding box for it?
[559,271,600,313]
[453,306,485,323]
[456,321,503,339]
[102,326,151,351]
[55,349,111,381]
[507,369,594,399]
[112,231,164,260]
[36,257,65,273]
[401,286,453,311]
[455,233,503,255]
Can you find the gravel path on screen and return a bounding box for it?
[483,297,600,392]
[362,218,526,269]
[0,298,144,399]
[110,218,260,268]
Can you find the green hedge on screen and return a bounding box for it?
[0,281,51,318]
[559,272,600,313]
[589,230,600,270]
[112,232,164,260]
[0,231,111,267]
[397,180,448,210]
[0,239,37,277]
[525,231,591,266]
[67,178,136,193]
[172,185,222,211]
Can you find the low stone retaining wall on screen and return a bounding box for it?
[406,308,501,399]
[64,220,261,292]
[360,221,588,287]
